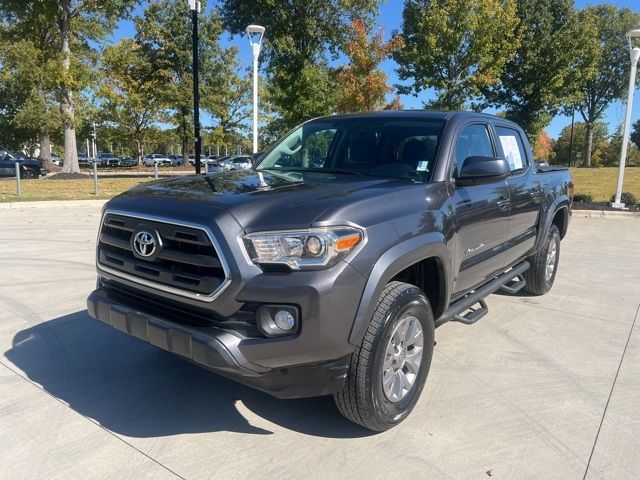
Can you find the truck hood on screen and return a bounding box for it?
[110,169,412,231]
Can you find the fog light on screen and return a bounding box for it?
[274,310,295,330]
[257,305,299,337]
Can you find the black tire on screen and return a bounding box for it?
[523,224,560,295]
[19,167,38,179]
[334,281,435,431]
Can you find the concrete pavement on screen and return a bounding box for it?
[0,206,638,480]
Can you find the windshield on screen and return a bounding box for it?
[256,117,445,182]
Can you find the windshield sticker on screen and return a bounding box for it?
[499,135,523,170]
[417,161,429,172]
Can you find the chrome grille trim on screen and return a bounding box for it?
[96,209,231,303]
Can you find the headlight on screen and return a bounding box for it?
[243,226,364,270]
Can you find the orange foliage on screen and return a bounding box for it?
[335,19,404,113]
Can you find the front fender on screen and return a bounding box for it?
[348,233,450,345]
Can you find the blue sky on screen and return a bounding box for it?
[112,0,640,139]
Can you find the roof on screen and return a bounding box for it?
[309,110,506,123]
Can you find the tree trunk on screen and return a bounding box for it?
[583,122,593,167]
[60,0,79,174]
[39,132,55,170]
[135,138,142,165]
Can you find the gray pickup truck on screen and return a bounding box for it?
[88,111,573,431]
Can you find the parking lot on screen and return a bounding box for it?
[0,204,638,480]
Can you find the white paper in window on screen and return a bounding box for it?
[499,135,523,170]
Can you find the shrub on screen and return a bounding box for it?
[573,193,592,203]
[609,192,638,205]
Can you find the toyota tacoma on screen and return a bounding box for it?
[88,111,573,431]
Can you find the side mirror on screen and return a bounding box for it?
[456,156,510,186]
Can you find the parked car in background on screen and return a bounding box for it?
[143,154,171,166]
[78,153,92,168]
[0,147,48,178]
[167,155,183,166]
[50,152,63,166]
[119,156,137,167]
[98,152,120,167]
[221,155,253,171]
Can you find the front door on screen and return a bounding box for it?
[450,123,510,296]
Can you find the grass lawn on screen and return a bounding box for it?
[0,176,150,202]
[1,167,638,204]
[569,167,640,203]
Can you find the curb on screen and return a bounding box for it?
[0,199,107,210]
[573,209,640,218]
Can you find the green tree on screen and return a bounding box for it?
[572,6,640,167]
[97,38,169,164]
[0,0,136,173]
[553,121,608,166]
[482,0,599,137]
[602,125,640,167]
[394,0,520,110]
[136,0,237,161]
[335,19,403,113]
[630,119,640,150]
[0,8,61,163]
[220,0,380,135]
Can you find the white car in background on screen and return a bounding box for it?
[143,154,172,166]
[221,155,253,171]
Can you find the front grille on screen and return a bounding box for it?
[97,212,229,300]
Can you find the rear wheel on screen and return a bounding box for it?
[19,167,38,179]
[523,224,560,295]
[334,281,435,431]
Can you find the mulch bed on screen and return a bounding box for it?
[47,172,91,180]
[573,201,640,212]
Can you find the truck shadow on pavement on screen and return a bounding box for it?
[5,310,374,439]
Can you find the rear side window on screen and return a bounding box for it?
[454,124,494,177]
[495,126,528,174]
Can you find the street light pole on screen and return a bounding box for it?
[612,29,640,209]
[246,25,265,154]
[189,0,202,174]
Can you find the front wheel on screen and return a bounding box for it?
[334,281,435,431]
[20,167,38,179]
[523,224,560,295]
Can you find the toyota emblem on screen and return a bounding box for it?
[133,230,157,257]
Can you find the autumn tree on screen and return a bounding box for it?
[602,125,640,167]
[220,0,381,136]
[334,20,403,113]
[482,0,599,137]
[394,0,520,110]
[533,131,554,162]
[572,6,639,167]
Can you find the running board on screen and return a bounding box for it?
[499,274,527,294]
[435,261,530,328]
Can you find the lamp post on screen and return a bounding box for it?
[188,0,202,174]
[246,24,265,154]
[612,29,640,209]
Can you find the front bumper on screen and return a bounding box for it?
[87,288,350,398]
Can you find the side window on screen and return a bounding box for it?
[454,124,494,177]
[495,126,529,174]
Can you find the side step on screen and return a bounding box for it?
[435,261,530,328]
[499,274,527,294]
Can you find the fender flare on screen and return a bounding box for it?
[348,233,451,346]
[534,196,570,252]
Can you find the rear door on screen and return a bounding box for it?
[450,123,510,295]
[493,124,541,266]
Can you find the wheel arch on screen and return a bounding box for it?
[348,234,451,346]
